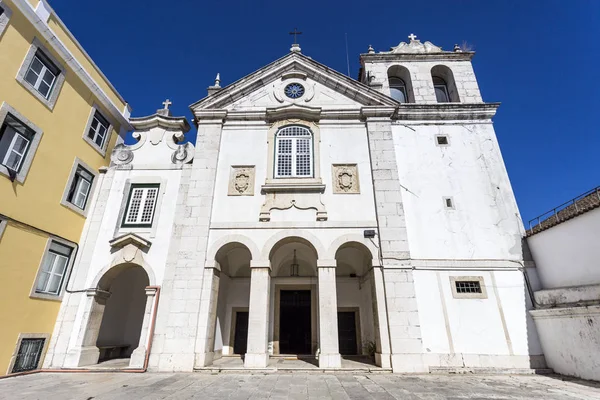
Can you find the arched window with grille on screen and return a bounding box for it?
[275,125,313,178]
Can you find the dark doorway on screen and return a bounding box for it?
[338,311,358,355]
[279,290,311,354]
[233,311,249,355]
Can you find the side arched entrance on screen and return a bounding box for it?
[65,263,155,368]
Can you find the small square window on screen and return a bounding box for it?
[35,241,73,296]
[455,281,482,294]
[443,197,454,209]
[122,184,160,228]
[11,338,46,373]
[450,276,487,299]
[436,135,449,145]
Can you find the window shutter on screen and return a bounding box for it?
[123,185,159,226]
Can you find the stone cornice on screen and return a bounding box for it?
[193,109,228,125]
[266,104,322,122]
[395,103,500,121]
[109,233,152,250]
[361,106,397,119]
[129,114,191,133]
[261,182,326,194]
[360,52,475,62]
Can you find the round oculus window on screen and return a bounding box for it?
[284,83,305,99]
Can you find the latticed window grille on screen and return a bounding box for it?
[12,338,45,373]
[122,184,160,227]
[275,125,313,178]
[455,280,482,294]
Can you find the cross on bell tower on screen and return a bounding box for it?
[289,28,302,53]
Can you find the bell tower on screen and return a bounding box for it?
[359,34,483,104]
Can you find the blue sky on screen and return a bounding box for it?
[51,0,599,225]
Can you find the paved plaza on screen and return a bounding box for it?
[1,372,600,400]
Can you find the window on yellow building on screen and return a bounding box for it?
[16,38,66,110]
[0,103,43,183]
[34,241,74,297]
[24,52,60,100]
[82,106,113,156]
[87,112,110,149]
[0,114,35,174]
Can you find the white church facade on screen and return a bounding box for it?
[42,35,545,373]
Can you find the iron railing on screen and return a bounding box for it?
[528,186,600,231]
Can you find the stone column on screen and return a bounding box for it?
[194,262,220,367]
[150,111,226,371]
[317,260,342,368]
[244,261,271,368]
[64,289,110,367]
[129,287,158,368]
[363,109,424,373]
[370,266,392,368]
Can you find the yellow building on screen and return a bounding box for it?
[0,0,130,374]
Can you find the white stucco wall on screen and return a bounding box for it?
[211,122,376,225]
[393,123,525,261]
[527,207,600,289]
[78,168,182,288]
[531,307,600,381]
[414,269,543,366]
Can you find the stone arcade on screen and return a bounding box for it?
[42,35,545,372]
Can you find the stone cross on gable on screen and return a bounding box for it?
[162,99,172,110]
[408,33,417,41]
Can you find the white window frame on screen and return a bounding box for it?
[1,124,31,172]
[30,237,76,301]
[121,184,160,227]
[274,125,313,178]
[0,1,13,38]
[0,102,43,184]
[60,157,98,216]
[82,105,113,156]
[16,38,66,110]
[23,54,57,99]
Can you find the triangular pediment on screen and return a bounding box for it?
[190,52,397,113]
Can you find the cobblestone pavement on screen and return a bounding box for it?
[1,372,600,400]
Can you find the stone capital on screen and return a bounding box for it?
[250,260,271,270]
[317,259,337,268]
[204,260,221,271]
[85,288,111,304]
